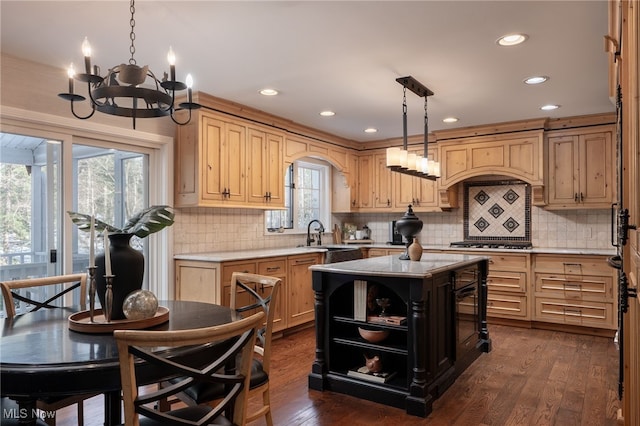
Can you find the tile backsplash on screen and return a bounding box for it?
[173,202,613,254]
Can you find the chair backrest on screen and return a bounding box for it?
[115,310,265,426]
[230,272,281,373]
[0,273,87,317]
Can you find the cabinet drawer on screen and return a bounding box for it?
[222,262,257,284]
[487,253,528,271]
[534,254,613,276]
[487,293,528,319]
[534,297,614,329]
[535,273,614,301]
[487,271,526,293]
[258,258,287,276]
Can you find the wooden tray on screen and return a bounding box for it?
[68,306,170,334]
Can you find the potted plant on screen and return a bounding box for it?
[68,205,174,320]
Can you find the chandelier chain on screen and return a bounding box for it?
[129,0,136,65]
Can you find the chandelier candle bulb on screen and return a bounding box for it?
[186,74,193,103]
[81,37,92,74]
[386,147,401,167]
[67,64,75,94]
[167,46,176,81]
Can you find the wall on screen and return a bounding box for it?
[173,202,612,254]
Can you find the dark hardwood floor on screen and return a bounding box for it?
[55,323,620,425]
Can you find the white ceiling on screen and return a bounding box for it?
[0,1,615,142]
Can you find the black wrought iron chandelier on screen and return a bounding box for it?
[58,0,201,129]
[386,76,440,180]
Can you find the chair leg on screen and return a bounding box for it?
[77,401,84,426]
[262,390,273,426]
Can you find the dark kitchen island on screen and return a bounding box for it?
[308,253,491,417]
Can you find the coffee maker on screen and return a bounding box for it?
[389,221,404,245]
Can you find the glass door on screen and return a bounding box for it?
[0,132,63,314]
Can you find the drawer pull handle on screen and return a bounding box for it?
[266,266,281,272]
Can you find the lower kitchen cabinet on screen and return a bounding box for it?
[455,251,530,321]
[174,252,322,332]
[287,253,322,327]
[533,253,617,330]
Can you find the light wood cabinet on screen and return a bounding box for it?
[287,253,322,327]
[357,154,374,209]
[175,252,321,333]
[373,153,393,210]
[246,127,285,207]
[393,148,438,211]
[546,127,615,209]
[455,251,530,321]
[175,260,220,304]
[533,254,617,330]
[175,110,285,209]
[438,132,544,189]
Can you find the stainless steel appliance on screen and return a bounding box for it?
[453,267,479,362]
[389,221,404,245]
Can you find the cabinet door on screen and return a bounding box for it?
[394,171,416,209]
[579,131,613,205]
[357,154,373,208]
[433,274,454,377]
[202,117,246,203]
[175,260,220,304]
[287,254,320,327]
[258,258,287,332]
[373,153,393,209]
[224,122,247,203]
[547,135,579,206]
[246,128,284,206]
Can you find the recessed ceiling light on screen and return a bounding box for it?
[497,33,528,46]
[364,128,378,133]
[524,76,549,85]
[540,104,560,111]
[442,117,459,123]
[259,88,278,96]
[319,110,335,117]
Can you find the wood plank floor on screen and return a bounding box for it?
[55,323,620,425]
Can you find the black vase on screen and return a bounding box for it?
[95,233,144,320]
[395,205,423,260]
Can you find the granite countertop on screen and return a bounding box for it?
[174,244,616,263]
[309,253,489,278]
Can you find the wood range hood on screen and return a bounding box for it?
[435,118,547,206]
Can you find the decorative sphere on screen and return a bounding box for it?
[122,290,158,320]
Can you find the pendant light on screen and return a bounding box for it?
[386,76,440,180]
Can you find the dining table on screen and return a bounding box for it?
[0,300,238,426]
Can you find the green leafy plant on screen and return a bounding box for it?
[67,205,175,238]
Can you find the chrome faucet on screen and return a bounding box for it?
[306,219,325,246]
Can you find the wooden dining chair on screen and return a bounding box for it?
[0,273,93,426]
[165,272,281,426]
[0,273,87,317]
[115,310,265,426]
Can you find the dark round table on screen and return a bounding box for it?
[0,300,237,425]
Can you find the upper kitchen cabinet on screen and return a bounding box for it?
[246,126,285,207]
[373,153,394,210]
[545,125,615,209]
[175,110,285,209]
[393,147,439,211]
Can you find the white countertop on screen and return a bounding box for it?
[174,246,330,262]
[174,244,616,263]
[309,253,489,278]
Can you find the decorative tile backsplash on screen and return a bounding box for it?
[463,180,531,242]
